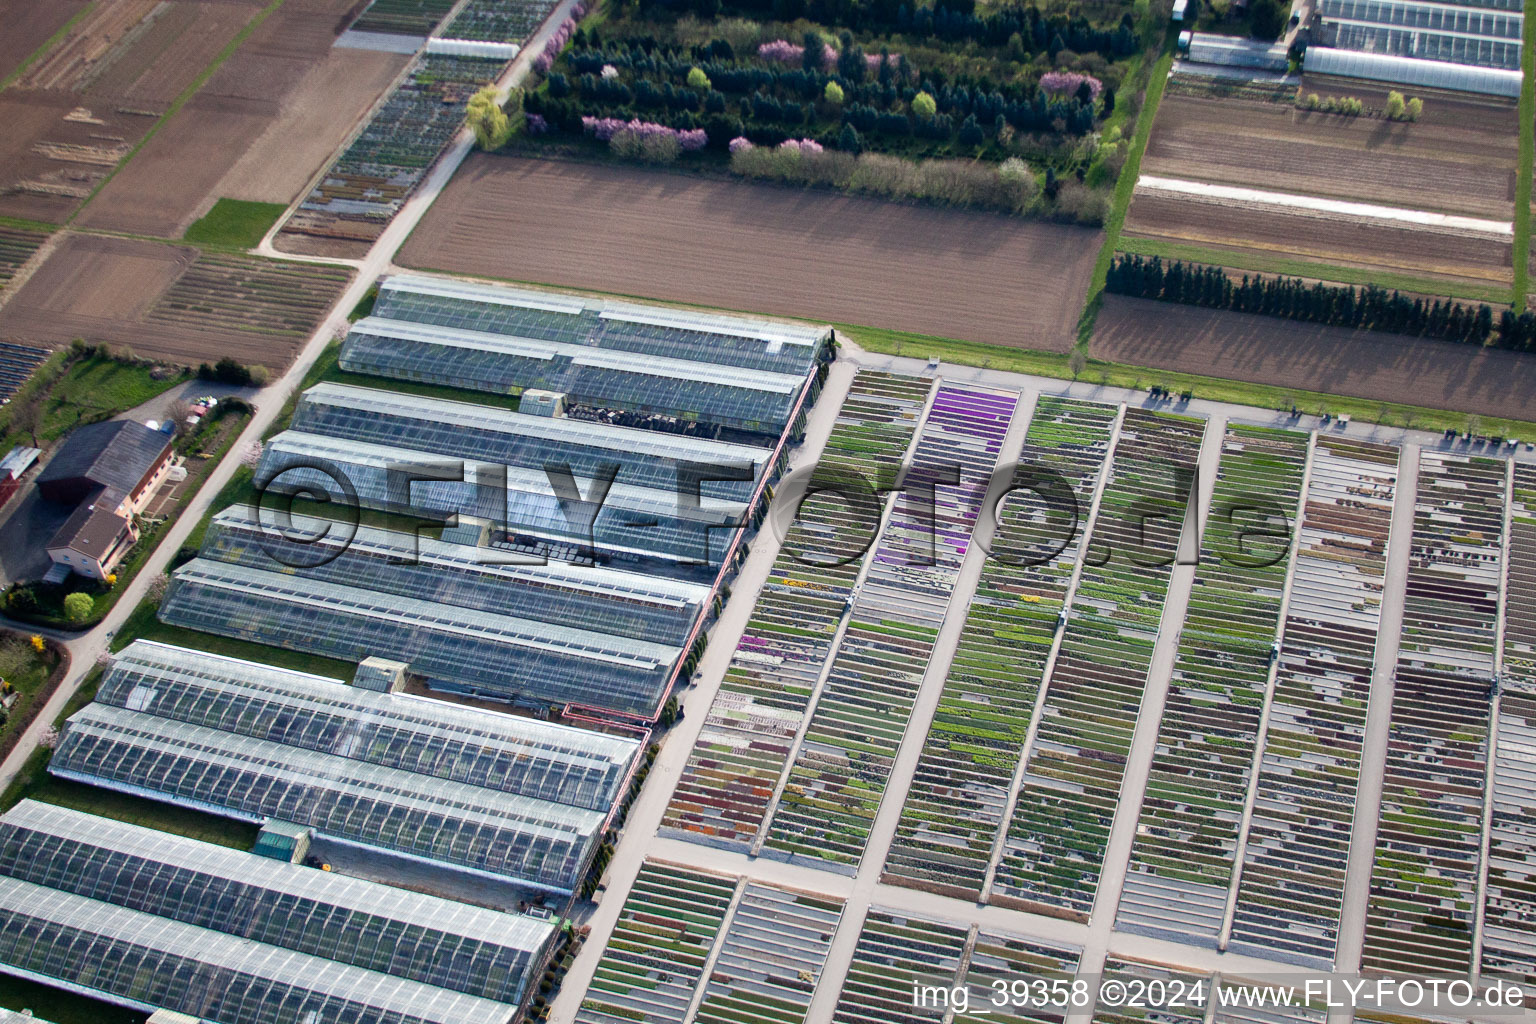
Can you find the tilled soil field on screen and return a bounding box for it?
[399,155,1100,352]
[77,0,408,237]
[0,0,90,82]
[1146,85,1519,220]
[0,234,350,369]
[1123,190,1513,290]
[0,0,262,223]
[1092,294,1536,422]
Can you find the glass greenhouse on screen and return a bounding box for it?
[291,382,771,501]
[0,876,518,1024]
[157,559,681,715]
[256,431,748,566]
[0,800,556,1008]
[338,317,808,439]
[50,703,607,892]
[374,273,831,377]
[1318,0,1523,67]
[202,505,708,645]
[1303,44,1525,92]
[99,641,643,812]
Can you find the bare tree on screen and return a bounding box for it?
[8,399,40,447]
[167,399,194,435]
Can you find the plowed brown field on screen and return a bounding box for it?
[0,234,351,369]
[1091,294,1536,422]
[399,155,1100,352]
[0,0,262,223]
[1124,191,1513,289]
[0,0,90,82]
[77,0,408,237]
[1146,85,1518,219]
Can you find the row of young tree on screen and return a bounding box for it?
[1102,255,1536,350]
[635,0,1139,58]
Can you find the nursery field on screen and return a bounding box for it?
[445,0,563,43]
[661,371,932,851]
[1362,451,1506,977]
[76,0,409,237]
[990,408,1206,921]
[1115,424,1310,946]
[0,234,350,368]
[763,383,1021,872]
[277,53,508,254]
[883,396,1118,900]
[1228,436,1400,967]
[1144,87,1519,221]
[569,352,1536,1020]
[400,156,1099,351]
[350,0,457,36]
[1090,295,1536,423]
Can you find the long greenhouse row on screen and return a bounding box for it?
[1483,464,1536,984]
[1227,437,1401,967]
[882,397,1120,898]
[1116,425,1312,946]
[1361,452,1507,976]
[762,383,1022,872]
[660,372,933,849]
[575,861,845,1024]
[291,382,773,501]
[373,275,830,378]
[0,800,552,1024]
[49,643,643,894]
[991,409,1208,920]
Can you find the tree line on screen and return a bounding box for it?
[1105,255,1536,352]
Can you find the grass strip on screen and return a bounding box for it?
[1076,33,1176,348]
[1514,0,1534,311]
[1115,236,1513,306]
[0,1,97,92]
[70,0,287,223]
[837,320,1536,439]
[183,198,288,249]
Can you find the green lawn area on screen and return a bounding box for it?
[0,350,189,454]
[0,633,64,761]
[1115,236,1514,306]
[0,975,144,1024]
[184,198,288,249]
[837,321,1536,438]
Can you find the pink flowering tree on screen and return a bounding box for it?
[1039,71,1103,100]
[729,136,754,153]
[758,39,805,63]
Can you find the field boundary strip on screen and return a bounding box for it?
[1514,0,1535,310]
[67,0,288,226]
[1077,35,1177,347]
[0,2,97,93]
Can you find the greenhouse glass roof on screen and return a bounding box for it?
[0,874,517,1024]
[1304,43,1524,92]
[204,505,707,645]
[0,800,555,1006]
[101,641,642,811]
[291,382,769,500]
[375,274,828,376]
[158,558,680,714]
[52,703,606,891]
[339,317,805,436]
[257,430,747,564]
